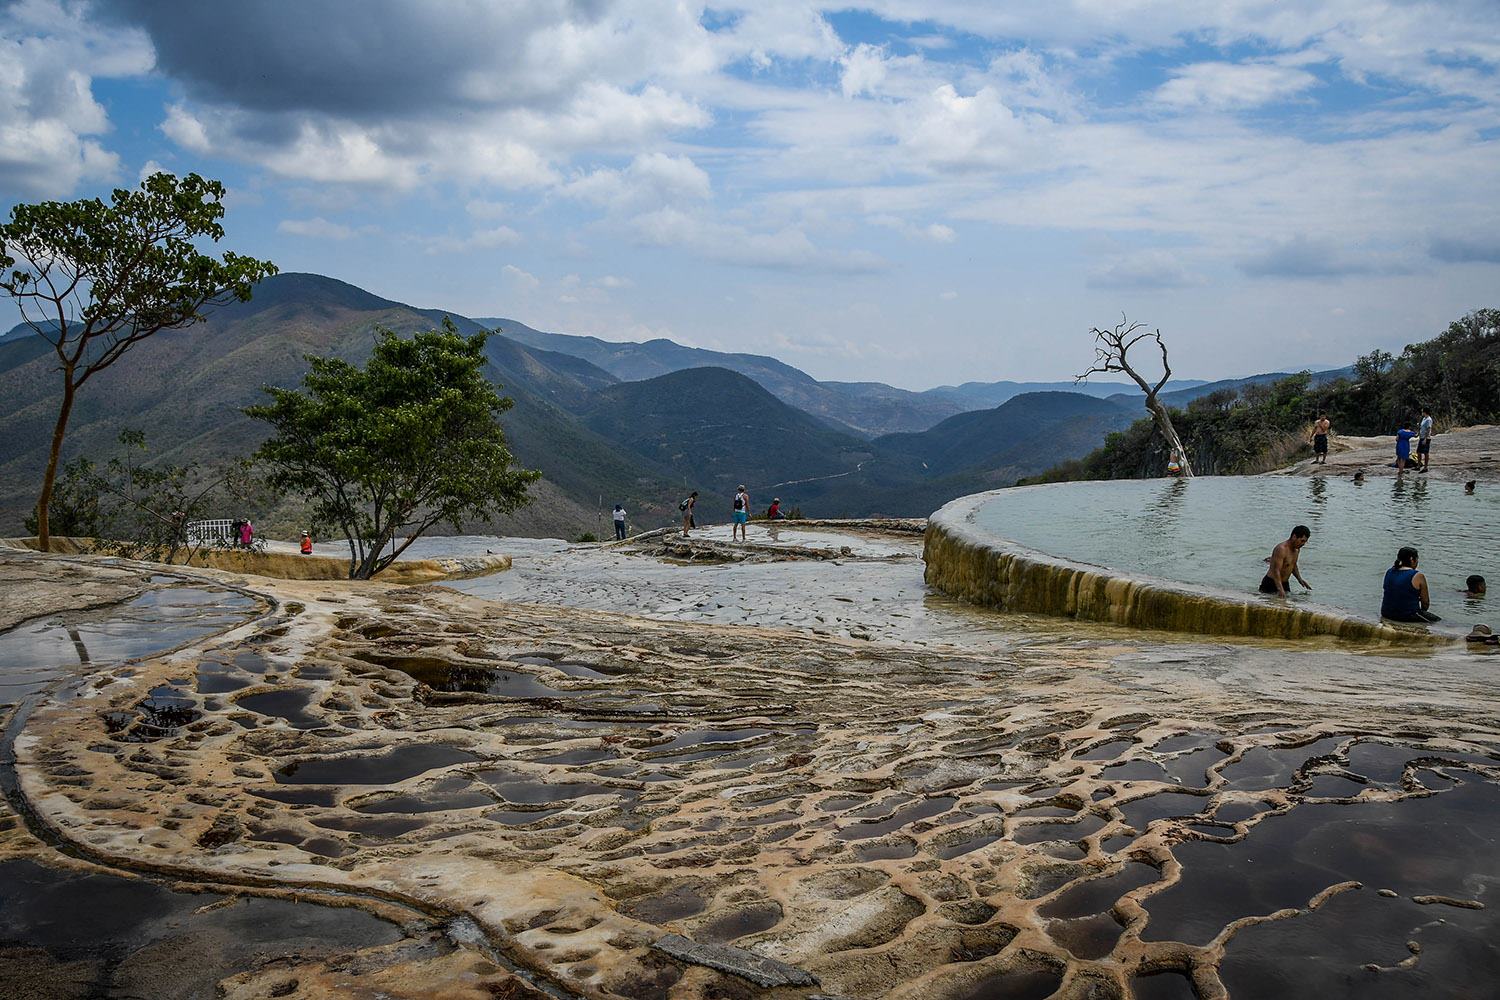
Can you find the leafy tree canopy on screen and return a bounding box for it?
[248,320,538,579]
[0,171,277,548]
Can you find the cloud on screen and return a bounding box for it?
[1154,61,1319,109]
[598,275,633,289]
[1429,235,1500,264]
[465,199,509,220]
[419,226,523,255]
[867,214,956,242]
[631,207,887,274]
[0,0,152,196]
[562,153,711,212]
[1238,235,1387,279]
[501,264,540,290]
[1088,250,1202,289]
[277,216,367,240]
[136,158,172,183]
[841,43,890,99]
[108,1,712,189]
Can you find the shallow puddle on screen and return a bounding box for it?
[1218,877,1500,998]
[275,744,479,785]
[1217,736,1346,791]
[0,858,402,995]
[476,765,633,804]
[1117,792,1207,831]
[835,796,957,840]
[237,689,322,729]
[1141,775,1500,947]
[1039,862,1161,920]
[0,586,257,704]
[1011,812,1107,845]
[944,964,1064,1000]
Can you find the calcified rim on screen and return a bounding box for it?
[924,485,1453,645]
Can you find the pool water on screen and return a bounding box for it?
[974,476,1498,627]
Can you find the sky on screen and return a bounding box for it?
[1,0,1497,390]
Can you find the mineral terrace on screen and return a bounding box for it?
[2,522,1497,1000]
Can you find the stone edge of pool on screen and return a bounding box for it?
[924,486,1451,646]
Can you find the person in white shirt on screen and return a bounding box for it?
[1417,407,1434,473]
[612,504,627,540]
[731,485,750,541]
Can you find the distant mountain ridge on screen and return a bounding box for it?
[486,317,1218,436]
[0,271,1353,536]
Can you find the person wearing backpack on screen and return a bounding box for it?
[679,491,698,535]
[732,484,750,541]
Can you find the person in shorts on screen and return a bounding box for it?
[680,491,697,535]
[731,484,750,541]
[1310,413,1330,464]
[1417,407,1433,472]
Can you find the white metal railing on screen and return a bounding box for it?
[185,518,236,546]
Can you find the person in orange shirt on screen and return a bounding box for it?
[300,531,313,555]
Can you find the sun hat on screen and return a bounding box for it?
[1466,624,1495,643]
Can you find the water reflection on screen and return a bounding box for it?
[975,477,1500,627]
[1307,476,1327,507]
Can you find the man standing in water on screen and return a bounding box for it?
[1310,413,1331,464]
[1417,407,1434,473]
[1259,525,1313,597]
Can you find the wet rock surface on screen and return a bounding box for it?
[2,539,1499,998]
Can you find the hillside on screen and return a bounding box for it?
[490,317,959,436]
[789,392,1137,516]
[0,274,669,538]
[576,367,870,498]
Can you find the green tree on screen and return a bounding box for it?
[0,172,277,550]
[24,429,266,562]
[247,320,538,579]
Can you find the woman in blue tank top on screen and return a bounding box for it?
[1382,546,1440,622]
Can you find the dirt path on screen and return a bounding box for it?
[1278,423,1500,482]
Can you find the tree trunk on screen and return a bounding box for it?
[1146,396,1193,477]
[36,375,77,552]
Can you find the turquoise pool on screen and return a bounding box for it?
[974,476,1498,627]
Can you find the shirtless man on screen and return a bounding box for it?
[1259,525,1312,597]
[1310,414,1331,464]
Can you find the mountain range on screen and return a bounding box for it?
[0,272,1332,538]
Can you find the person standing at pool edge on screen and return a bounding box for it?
[1259,525,1312,597]
[1382,546,1440,622]
[1417,407,1434,473]
[1310,413,1331,465]
[1394,424,1418,472]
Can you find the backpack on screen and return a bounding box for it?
[733,495,744,511]
[679,497,691,511]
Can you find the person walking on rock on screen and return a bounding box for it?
[731,485,750,542]
[613,504,627,541]
[680,491,697,535]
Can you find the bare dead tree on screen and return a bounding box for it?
[1077,315,1194,477]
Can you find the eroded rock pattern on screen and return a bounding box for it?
[3,539,1499,999]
